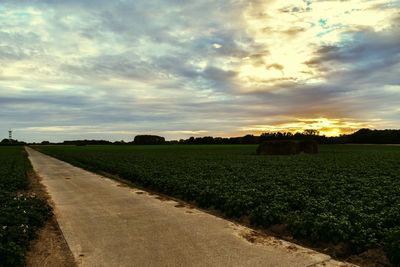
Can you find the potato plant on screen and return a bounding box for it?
[0,147,51,266]
[35,144,400,265]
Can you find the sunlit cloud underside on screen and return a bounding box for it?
[0,0,399,141]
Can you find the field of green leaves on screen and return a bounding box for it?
[0,146,51,266]
[35,144,400,264]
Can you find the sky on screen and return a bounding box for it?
[1,0,399,142]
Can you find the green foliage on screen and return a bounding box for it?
[35,144,400,265]
[0,147,52,267]
[134,135,165,145]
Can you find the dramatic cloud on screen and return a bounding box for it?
[0,0,399,141]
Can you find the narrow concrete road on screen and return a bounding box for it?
[26,147,355,267]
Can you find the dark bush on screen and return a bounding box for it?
[134,135,165,145]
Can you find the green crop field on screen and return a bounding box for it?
[34,144,400,264]
[0,146,51,266]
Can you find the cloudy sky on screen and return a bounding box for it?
[1,0,399,142]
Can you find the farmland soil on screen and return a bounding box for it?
[25,171,77,267]
[346,249,392,267]
[25,147,356,267]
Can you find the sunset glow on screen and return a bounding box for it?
[0,0,399,141]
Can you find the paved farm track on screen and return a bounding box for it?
[26,147,354,267]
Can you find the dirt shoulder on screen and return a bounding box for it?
[26,146,357,267]
[25,171,77,267]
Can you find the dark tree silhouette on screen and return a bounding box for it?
[134,135,165,145]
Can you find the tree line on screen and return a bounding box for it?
[19,129,400,146]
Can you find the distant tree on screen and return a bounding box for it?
[347,129,400,144]
[0,139,26,145]
[303,129,319,136]
[41,141,50,145]
[113,140,126,145]
[200,136,215,144]
[174,129,399,145]
[214,137,224,144]
[134,135,165,145]
[241,134,258,144]
[1,138,11,144]
[63,140,112,145]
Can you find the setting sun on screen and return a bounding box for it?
[0,0,399,141]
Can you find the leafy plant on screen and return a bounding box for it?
[0,146,52,266]
[35,144,400,265]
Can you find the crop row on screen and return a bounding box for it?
[0,146,51,266]
[35,144,400,265]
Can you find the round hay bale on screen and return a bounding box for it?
[299,140,318,154]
